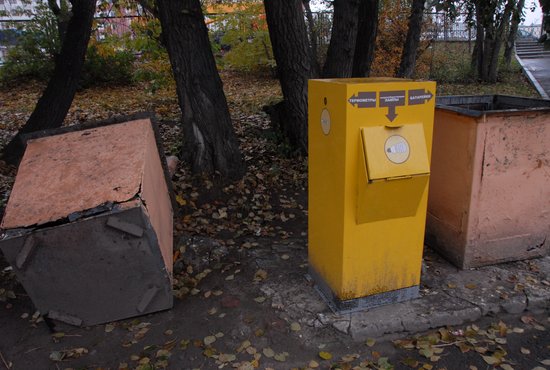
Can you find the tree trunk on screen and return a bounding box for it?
[1,0,96,165]
[472,4,484,77]
[156,0,244,180]
[396,0,425,78]
[264,0,314,154]
[504,0,524,67]
[475,0,514,82]
[487,0,514,81]
[48,0,70,44]
[302,0,320,76]
[352,0,379,77]
[323,0,360,78]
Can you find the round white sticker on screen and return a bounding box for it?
[320,109,331,135]
[384,135,410,164]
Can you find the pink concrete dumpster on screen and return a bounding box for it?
[0,117,174,326]
[426,95,550,269]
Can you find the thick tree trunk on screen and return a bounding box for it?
[156,0,244,180]
[472,5,484,77]
[475,0,514,82]
[302,0,320,76]
[504,0,524,67]
[1,0,96,165]
[323,0,360,78]
[352,0,379,77]
[264,0,314,154]
[396,0,425,78]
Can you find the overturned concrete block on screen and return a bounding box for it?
[0,118,174,326]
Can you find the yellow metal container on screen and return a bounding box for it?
[308,78,436,312]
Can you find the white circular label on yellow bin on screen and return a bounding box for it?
[320,109,331,135]
[385,135,410,164]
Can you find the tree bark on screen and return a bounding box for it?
[504,0,524,67]
[474,0,514,82]
[352,0,379,77]
[156,0,244,180]
[323,0,360,78]
[48,0,70,44]
[263,0,314,154]
[302,0,320,76]
[396,0,425,78]
[472,3,484,77]
[2,0,96,165]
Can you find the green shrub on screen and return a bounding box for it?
[0,2,59,83]
[129,18,173,90]
[211,3,275,73]
[80,37,135,88]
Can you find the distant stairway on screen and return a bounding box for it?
[516,40,550,59]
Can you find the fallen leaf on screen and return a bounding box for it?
[180,339,190,349]
[290,322,301,331]
[541,359,550,365]
[49,351,65,362]
[378,357,392,369]
[465,283,477,290]
[237,340,251,353]
[176,194,187,206]
[218,353,236,363]
[341,353,360,362]
[401,357,419,367]
[253,269,268,282]
[207,307,218,315]
[254,296,266,303]
[156,349,171,359]
[273,352,288,362]
[419,347,434,358]
[204,335,216,346]
[366,338,376,347]
[308,360,319,368]
[482,355,500,365]
[319,351,332,360]
[105,324,115,333]
[263,347,275,358]
[520,347,530,355]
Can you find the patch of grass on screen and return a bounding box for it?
[423,41,540,98]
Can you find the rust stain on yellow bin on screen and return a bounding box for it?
[308,78,436,312]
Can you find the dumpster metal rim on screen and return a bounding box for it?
[436,94,550,117]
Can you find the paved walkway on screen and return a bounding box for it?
[516,41,550,99]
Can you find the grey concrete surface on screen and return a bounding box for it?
[516,42,550,99]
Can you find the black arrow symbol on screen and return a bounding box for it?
[408,89,434,105]
[386,106,398,122]
[348,92,377,108]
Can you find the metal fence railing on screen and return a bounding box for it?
[0,11,543,65]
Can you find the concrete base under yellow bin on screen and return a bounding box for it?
[308,266,419,314]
